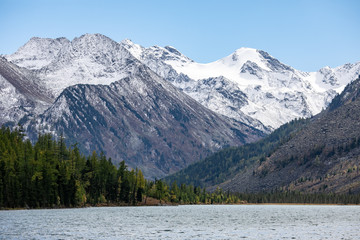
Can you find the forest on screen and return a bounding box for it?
[0,126,242,209]
[1,126,359,209]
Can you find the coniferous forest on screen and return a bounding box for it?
[1,126,359,209]
[0,126,242,209]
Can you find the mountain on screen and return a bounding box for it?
[120,40,270,133]
[121,40,360,130]
[2,33,264,179]
[7,35,360,132]
[0,57,53,126]
[167,75,360,194]
[6,34,141,97]
[6,37,70,70]
[2,33,360,180]
[27,64,264,179]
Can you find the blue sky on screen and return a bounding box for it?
[0,0,359,71]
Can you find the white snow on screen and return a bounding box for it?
[6,37,70,70]
[123,39,360,130]
[5,34,360,131]
[120,39,144,60]
[166,47,271,86]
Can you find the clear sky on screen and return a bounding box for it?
[0,0,359,72]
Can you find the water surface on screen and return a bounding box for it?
[1,205,359,239]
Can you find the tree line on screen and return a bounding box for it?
[1,126,359,209]
[236,191,360,205]
[0,126,241,209]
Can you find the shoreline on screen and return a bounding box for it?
[2,201,358,211]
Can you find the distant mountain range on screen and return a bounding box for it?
[1,33,360,180]
[121,39,360,130]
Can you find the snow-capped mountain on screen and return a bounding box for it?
[121,40,360,130]
[10,35,358,132]
[120,40,270,132]
[6,37,70,70]
[27,64,263,178]
[7,34,141,97]
[1,34,265,179]
[0,57,52,125]
[2,33,360,178]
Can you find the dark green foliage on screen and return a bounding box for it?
[165,118,310,187]
[236,191,360,205]
[143,179,242,204]
[0,126,145,208]
[0,126,241,209]
[3,125,356,208]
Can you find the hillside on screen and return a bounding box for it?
[167,76,360,194]
[165,118,309,187]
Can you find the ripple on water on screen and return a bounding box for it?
[1,205,360,239]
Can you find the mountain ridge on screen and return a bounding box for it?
[166,75,360,194]
[121,39,360,130]
[7,34,360,131]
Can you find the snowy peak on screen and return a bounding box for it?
[68,33,122,57]
[220,47,271,71]
[164,46,183,57]
[4,34,360,132]
[7,37,70,70]
[121,40,193,64]
[160,47,295,85]
[11,34,142,97]
[124,40,360,130]
[226,48,293,73]
[120,39,144,59]
[54,33,133,66]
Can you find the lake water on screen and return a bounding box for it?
[1,205,359,239]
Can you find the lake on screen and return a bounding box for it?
[1,205,359,239]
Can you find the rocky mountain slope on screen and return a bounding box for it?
[0,57,53,125]
[167,76,360,194]
[121,40,360,130]
[27,64,263,178]
[245,75,360,194]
